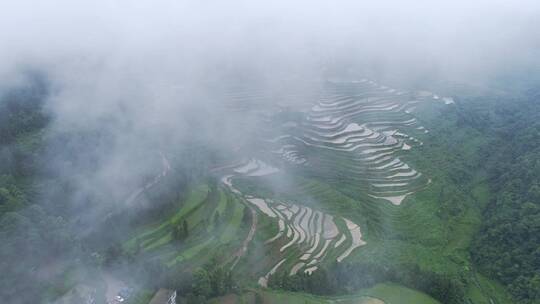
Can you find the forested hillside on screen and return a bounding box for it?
[472,88,540,303]
[0,75,77,302]
[0,75,90,304]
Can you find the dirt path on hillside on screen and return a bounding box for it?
[230,204,257,269]
[125,151,171,206]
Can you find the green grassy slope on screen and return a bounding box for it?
[123,182,250,269]
[209,283,440,304]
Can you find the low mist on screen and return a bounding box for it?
[1,1,539,303]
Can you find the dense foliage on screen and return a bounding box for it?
[0,74,49,215]
[268,262,465,304]
[472,88,540,303]
[0,75,49,146]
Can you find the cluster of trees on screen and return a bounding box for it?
[154,257,235,304]
[173,220,189,240]
[268,262,465,304]
[102,249,236,304]
[191,259,235,299]
[471,89,540,303]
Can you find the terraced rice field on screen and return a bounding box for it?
[220,79,454,285]
[223,161,366,287]
[268,79,443,205]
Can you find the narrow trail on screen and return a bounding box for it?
[230,205,257,270]
[220,174,259,269]
[125,151,171,206]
